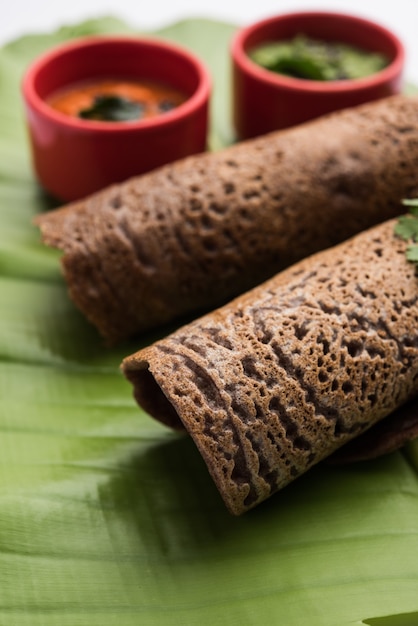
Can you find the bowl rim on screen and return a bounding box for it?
[231,10,405,94]
[22,34,212,133]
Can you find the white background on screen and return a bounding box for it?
[1,1,418,83]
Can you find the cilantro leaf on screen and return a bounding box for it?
[79,95,144,122]
[396,199,418,269]
[406,244,418,262]
[394,215,418,241]
[402,198,418,216]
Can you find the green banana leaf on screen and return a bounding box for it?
[1,15,418,626]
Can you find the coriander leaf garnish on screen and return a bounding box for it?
[395,199,418,266]
[79,95,145,122]
[406,244,418,262]
[394,214,418,240]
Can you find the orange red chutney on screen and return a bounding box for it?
[47,78,186,122]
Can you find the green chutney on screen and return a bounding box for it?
[249,34,389,81]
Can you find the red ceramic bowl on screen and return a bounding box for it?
[231,11,405,140]
[22,36,211,202]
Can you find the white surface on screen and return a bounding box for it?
[1,0,418,83]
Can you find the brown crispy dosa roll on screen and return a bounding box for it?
[36,95,418,343]
[122,219,418,515]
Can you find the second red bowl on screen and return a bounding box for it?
[231,11,405,140]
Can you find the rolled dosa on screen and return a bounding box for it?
[122,218,418,514]
[35,95,418,343]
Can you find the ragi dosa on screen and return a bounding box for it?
[122,218,418,515]
[35,95,418,343]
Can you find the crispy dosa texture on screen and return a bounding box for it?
[122,219,418,514]
[328,397,418,464]
[36,95,418,343]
